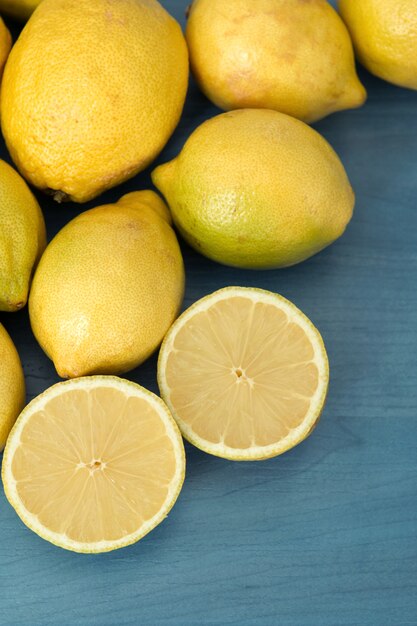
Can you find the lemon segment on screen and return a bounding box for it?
[2,376,185,553]
[158,287,329,461]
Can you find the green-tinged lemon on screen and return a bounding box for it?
[152,109,354,269]
[0,159,46,312]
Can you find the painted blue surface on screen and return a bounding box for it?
[1,2,417,624]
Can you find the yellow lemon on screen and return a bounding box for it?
[339,0,417,90]
[186,0,365,123]
[1,0,188,203]
[29,191,184,378]
[158,287,329,461]
[2,376,185,552]
[0,14,11,77]
[0,159,46,312]
[0,0,41,21]
[152,109,355,269]
[0,323,25,450]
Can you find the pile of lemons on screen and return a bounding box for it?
[0,0,415,553]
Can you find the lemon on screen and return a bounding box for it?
[0,14,11,77]
[186,0,366,123]
[0,159,46,312]
[1,0,188,203]
[2,376,185,553]
[339,0,417,90]
[152,109,355,269]
[0,0,41,20]
[158,287,329,461]
[0,323,25,450]
[29,191,184,378]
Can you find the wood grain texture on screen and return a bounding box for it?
[1,2,417,624]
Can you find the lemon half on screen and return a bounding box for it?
[2,376,185,553]
[158,287,329,461]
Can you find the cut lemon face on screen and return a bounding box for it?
[158,287,329,461]
[2,376,185,553]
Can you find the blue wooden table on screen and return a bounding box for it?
[1,2,417,624]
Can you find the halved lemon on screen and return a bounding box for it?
[2,376,185,553]
[158,287,329,461]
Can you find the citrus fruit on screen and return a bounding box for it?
[0,0,41,20]
[1,0,189,203]
[0,14,11,76]
[29,191,184,378]
[152,109,355,269]
[0,323,25,450]
[339,0,417,90]
[2,376,185,553]
[0,159,46,312]
[158,287,329,461]
[186,0,365,123]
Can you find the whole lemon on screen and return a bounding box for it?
[29,191,185,378]
[185,0,365,123]
[1,0,189,203]
[0,159,46,311]
[0,0,41,21]
[339,0,417,90]
[0,323,25,450]
[152,109,354,269]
